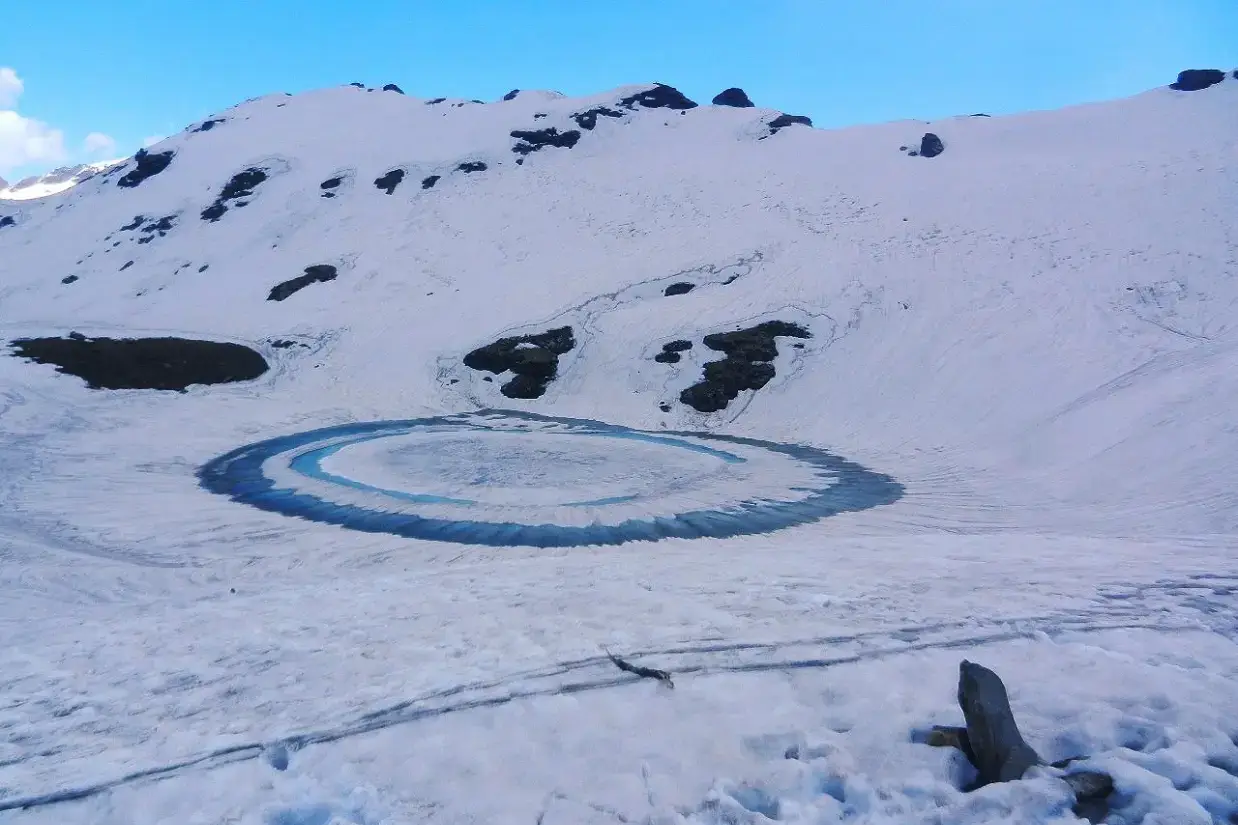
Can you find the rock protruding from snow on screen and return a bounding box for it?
[1169,69,1227,91]
[680,321,810,412]
[463,326,576,399]
[618,84,697,111]
[201,168,269,221]
[8,335,269,391]
[268,264,339,302]
[664,282,695,296]
[712,88,754,107]
[421,175,440,189]
[572,106,624,131]
[502,89,521,101]
[957,660,1043,786]
[456,161,487,174]
[654,339,693,364]
[382,83,404,94]
[768,114,813,135]
[0,215,14,228]
[373,169,405,194]
[117,149,175,189]
[191,118,226,133]
[919,132,945,158]
[510,127,582,155]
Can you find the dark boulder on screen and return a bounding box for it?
[382,83,404,94]
[421,175,440,189]
[510,127,581,155]
[919,132,945,158]
[957,661,1042,786]
[502,89,521,101]
[349,82,366,89]
[374,169,405,194]
[267,264,338,302]
[9,335,269,391]
[1169,69,1226,91]
[426,97,445,104]
[117,149,175,189]
[572,106,624,130]
[679,321,810,412]
[191,118,226,133]
[201,167,269,221]
[0,216,14,228]
[320,176,342,190]
[137,214,176,242]
[768,113,813,135]
[663,339,692,352]
[712,87,754,107]
[664,282,695,296]
[463,326,575,399]
[654,351,681,364]
[619,83,697,110]
[456,161,487,173]
[61,275,77,284]
[120,215,144,231]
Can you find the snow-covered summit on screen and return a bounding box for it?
[0,158,124,201]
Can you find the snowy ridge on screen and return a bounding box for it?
[0,75,1237,823]
[0,159,124,201]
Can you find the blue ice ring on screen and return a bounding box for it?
[198,410,903,547]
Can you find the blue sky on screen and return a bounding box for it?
[1,0,1234,180]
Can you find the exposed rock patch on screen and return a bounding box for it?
[191,118,226,133]
[319,175,343,198]
[421,175,440,189]
[374,169,405,194]
[502,89,521,101]
[572,106,624,131]
[654,339,693,364]
[136,214,176,243]
[664,282,695,296]
[619,83,697,110]
[117,149,175,189]
[510,127,581,155]
[61,275,77,284]
[679,321,810,412]
[201,168,268,221]
[426,97,445,105]
[0,216,14,228]
[712,87,754,107]
[463,326,575,399]
[9,335,269,391]
[767,114,813,135]
[1169,69,1226,91]
[382,83,404,94]
[456,161,487,173]
[267,264,338,302]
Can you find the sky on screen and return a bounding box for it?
[0,0,1234,182]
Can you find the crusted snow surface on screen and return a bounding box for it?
[0,78,1236,822]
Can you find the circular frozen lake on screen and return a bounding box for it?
[198,410,902,547]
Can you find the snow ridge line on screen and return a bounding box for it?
[0,611,1222,813]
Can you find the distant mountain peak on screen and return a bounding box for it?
[0,159,125,201]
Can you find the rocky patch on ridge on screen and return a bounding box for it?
[374,169,405,194]
[618,83,697,110]
[679,321,811,413]
[1169,69,1226,91]
[463,326,576,399]
[117,149,175,189]
[767,114,813,136]
[712,87,754,107]
[511,127,581,155]
[9,335,269,391]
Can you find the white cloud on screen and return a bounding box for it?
[0,68,21,108]
[83,131,117,157]
[0,110,66,172]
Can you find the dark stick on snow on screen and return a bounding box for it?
[607,652,674,688]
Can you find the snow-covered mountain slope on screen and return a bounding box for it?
[1,74,1237,823]
[0,159,124,201]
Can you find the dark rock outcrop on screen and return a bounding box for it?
[267,264,338,302]
[191,118,226,133]
[510,127,581,155]
[619,83,697,110]
[502,89,520,101]
[426,97,445,104]
[768,114,813,135]
[117,149,175,189]
[421,175,440,189]
[572,106,624,130]
[120,215,144,231]
[654,337,693,363]
[1169,69,1226,91]
[0,216,14,228]
[349,82,366,89]
[382,83,404,94]
[9,335,269,391]
[201,167,269,221]
[463,326,575,399]
[61,275,77,284]
[957,660,1042,786]
[919,132,945,158]
[712,87,754,107]
[456,161,487,173]
[664,282,695,296]
[374,169,405,194]
[320,176,342,190]
[137,214,176,243]
[679,321,810,412]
